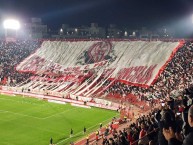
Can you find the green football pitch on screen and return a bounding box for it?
[0,94,119,145]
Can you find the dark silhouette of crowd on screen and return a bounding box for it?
[0,40,41,85]
[99,89,193,145]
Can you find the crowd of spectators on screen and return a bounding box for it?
[103,41,193,103]
[1,40,193,105]
[0,40,41,85]
[1,40,193,103]
[1,39,193,145]
[97,92,193,145]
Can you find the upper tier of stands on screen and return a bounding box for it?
[0,40,42,84]
[1,39,193,145]
[0,39,193,106]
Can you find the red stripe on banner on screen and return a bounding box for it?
[150,40,185,86]
[16,40,185,88]
[15,40,43,74]
[108,40,185,88]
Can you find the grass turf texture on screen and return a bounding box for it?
[0,94,119,145]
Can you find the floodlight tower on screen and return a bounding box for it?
[3,19,20,39]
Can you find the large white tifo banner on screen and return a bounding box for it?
[16,41,183,86]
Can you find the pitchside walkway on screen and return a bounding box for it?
[74,104,152,145]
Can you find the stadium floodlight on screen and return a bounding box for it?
[124,31,128,37]
[3,19,20,30]
[60,28,63,33]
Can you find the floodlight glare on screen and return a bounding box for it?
[3,19,20,30]
[192,14,193,24]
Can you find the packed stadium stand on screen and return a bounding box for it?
[1,39,193,145]
[0,40,192,103]
[0,40,42,85]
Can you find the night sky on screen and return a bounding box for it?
[1,0,193,32]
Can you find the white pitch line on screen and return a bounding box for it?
[55,114,119,145]
[42,107,79,119]
[0,97,42,106]
[0,106,80,120]
[0,109,43,119]
[0,97,80,119]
